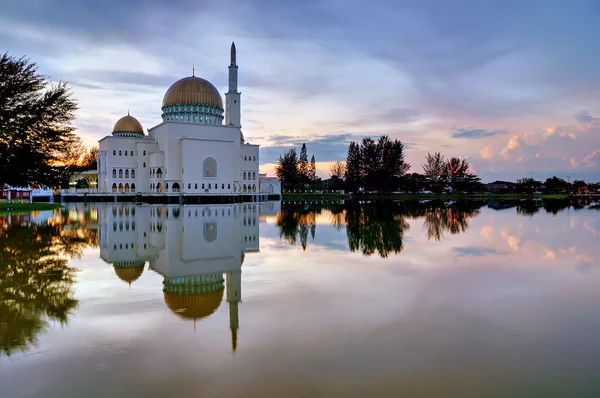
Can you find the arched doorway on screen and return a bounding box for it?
[172,182,180,192]
[131,183,136,192]
[156,183,162,192]
[118,183,123,192]
[124,183,130,192]
[112,183,117,193]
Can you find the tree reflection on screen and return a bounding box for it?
[0,216,97,356]
[345,202,410,258]
[423,202,482,241]
[276,201,486,257]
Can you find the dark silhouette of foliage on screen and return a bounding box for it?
[0,52,79,187]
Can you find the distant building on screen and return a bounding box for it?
[97,43,280,200]
[486,181,516,194]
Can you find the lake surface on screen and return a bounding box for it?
[1,199,600,397]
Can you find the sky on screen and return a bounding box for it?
[1,0,599,182]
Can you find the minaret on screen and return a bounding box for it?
[226,269,241,352]
[225,42,241,128]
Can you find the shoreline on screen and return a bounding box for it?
[0,203,63,213]
[281,193,580,201]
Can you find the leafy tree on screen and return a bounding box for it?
[275,148,299,190]
[0,52,79,188]
[345,142,362,192]
[402,173,426,194]
[360,137,379,190]
[445,157,471,193]
[298,143,310,186]
[378,135,410,192]
[572,179,588,193]
[309,154,317,183]
[80,146,99,170]
[515,178,542,195]
[422,152,447,193]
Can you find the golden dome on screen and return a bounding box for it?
[112,114,144,134]
[163,289,224,321]
[162,76,223,109]
[113,265,145,284]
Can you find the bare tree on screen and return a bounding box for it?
[330,161,345,179]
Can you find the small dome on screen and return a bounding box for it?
[112,114,144,135]
[163,76,223,110]
[113,264,145,285]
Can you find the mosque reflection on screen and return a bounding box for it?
[98,201,281,352]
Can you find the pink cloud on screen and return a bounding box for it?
[480,144,494,160]
[582,150,600,168]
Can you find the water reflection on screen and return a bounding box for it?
[97,202,276,352]
[0,211,97,356]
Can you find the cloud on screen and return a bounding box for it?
[451,128,509,139]
[452,247,506,257]
[582,150,600,168]
[500,136,523,156]
[480,144,495,160]
[574,110,600,130]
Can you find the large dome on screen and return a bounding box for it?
[112,114,144,136]
[162,273,225,321]
[113,262,145,285]
[162,76,223,109]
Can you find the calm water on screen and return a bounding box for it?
[1,200,600,397]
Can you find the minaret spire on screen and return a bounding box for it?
[230,41,236,66]
[226,41,241,127]
[192,64,195,77]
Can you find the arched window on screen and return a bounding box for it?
[156,168,163,178]
[130,151,133,156]
[124,183,129,192]
[125,170,129,178]
[252,185,256,193]
[119,169,123,178]
[112,169,116,178]
[244,156,247,161]
[165,183,169,190]
[124,151,127,156]
[203,222,217,243]
[131,169,135,178]
[119,150,122,156]
[172,182,180,192]
[228,184,231,189]
[208,183,211,189]
[118,183,123,192]
[243,172,247,180]
[143,162,146,168]
[268,184,274,193]
[234,185,237,193]
[112,183,117,193]
[131,183,136,192]
[113,150,116,156]
[143,150,146,156]
[203,157,217,177]
[188,183,191,189]
[252,172,256,180]
[156,183,162,192]
[202,183,205,189]
[195,183,198,189]
[243,184,247,193]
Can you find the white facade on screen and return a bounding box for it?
[97,43,279,198]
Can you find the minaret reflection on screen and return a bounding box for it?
[99,202,271,352]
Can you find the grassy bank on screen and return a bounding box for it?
[0,202,62,213]
[283,193,570,201]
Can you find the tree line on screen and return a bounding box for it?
[0,52,97,189]
[275,143,318,189]
[279,134,484,193]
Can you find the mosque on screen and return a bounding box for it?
[97,201,281,352]
[97,43,281,202]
